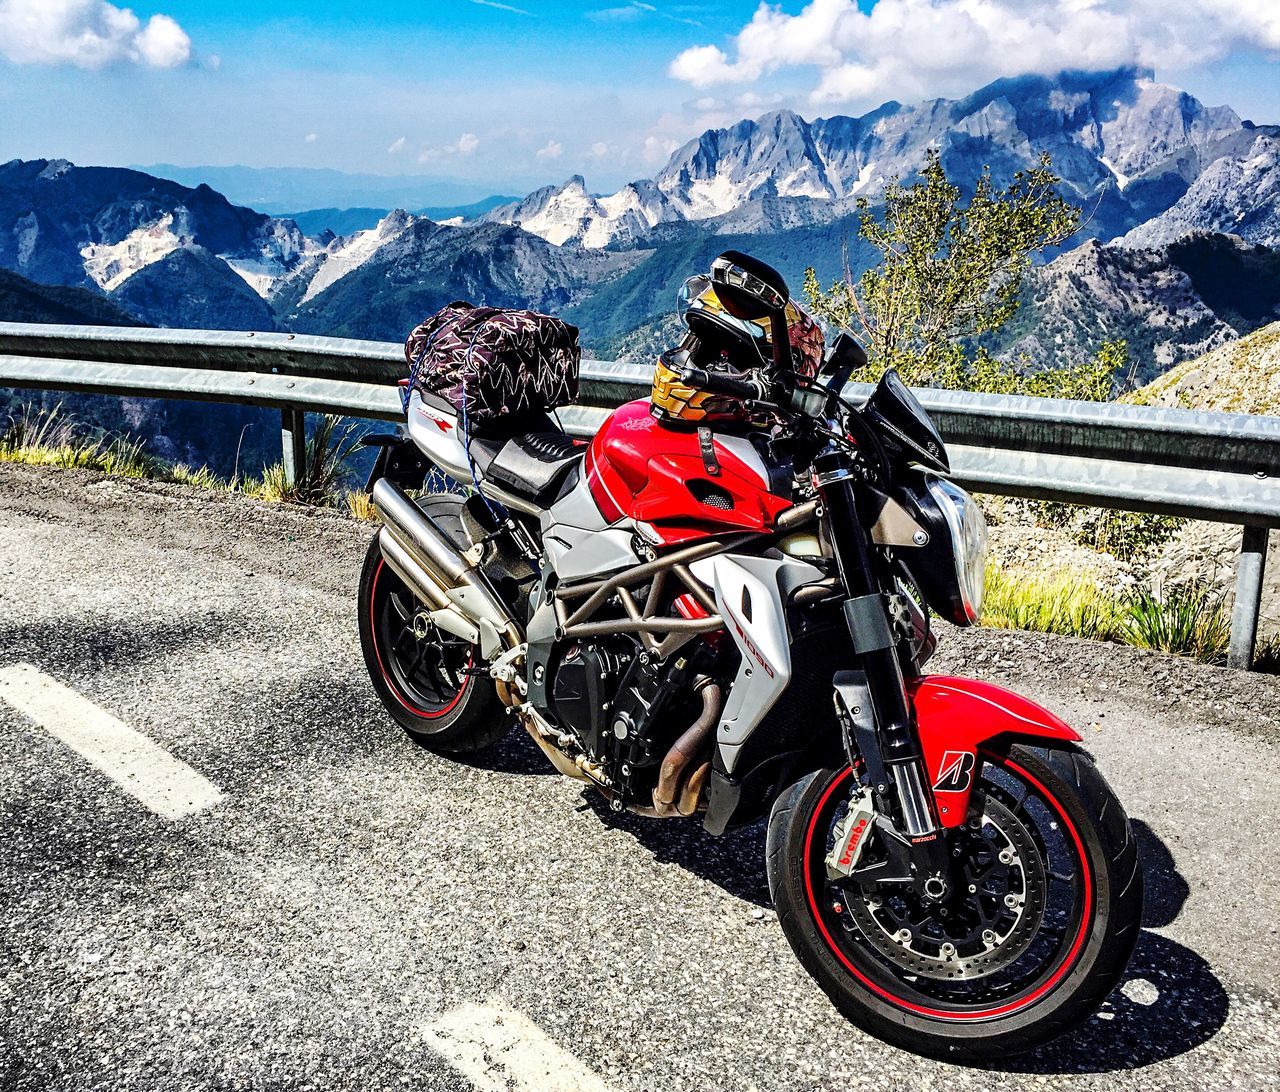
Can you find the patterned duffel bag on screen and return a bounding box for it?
[404,301,580,423]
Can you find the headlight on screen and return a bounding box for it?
[896,475,988,626]
[926,478,988,623]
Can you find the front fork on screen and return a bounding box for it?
[814,451,949,888]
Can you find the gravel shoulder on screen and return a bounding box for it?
[0,463,1277,1092]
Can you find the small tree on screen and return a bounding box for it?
[804,149,1087,391]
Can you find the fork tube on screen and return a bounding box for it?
[814,450,938,839]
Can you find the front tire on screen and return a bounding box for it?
[767,744,1142,1061]
[357,494,506,754]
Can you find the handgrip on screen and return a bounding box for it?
[679,366,765,401]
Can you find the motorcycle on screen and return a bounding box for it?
[356,251,1142,1060]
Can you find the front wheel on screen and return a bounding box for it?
[767,744,1142,1061]
[357,495,506,754]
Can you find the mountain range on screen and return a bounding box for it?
[4,66,1279,396]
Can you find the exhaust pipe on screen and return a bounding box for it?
[372,479,523,658]
[653,679,722,817]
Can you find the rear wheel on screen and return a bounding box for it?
[357,495,506,754]
[767,744,1142,1061]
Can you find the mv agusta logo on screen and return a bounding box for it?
[933,750,976,792]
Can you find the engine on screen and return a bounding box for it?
[547,636,721,816]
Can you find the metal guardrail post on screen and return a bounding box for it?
[281,409,306,485]
[1228,525,1270,670]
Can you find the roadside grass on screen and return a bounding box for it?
[981,566,1123,642]
[246,414,364,505]
[1254,634,1280,674]
[345,490,378,520]
[1123,584,1231,661]
[0,402,364,508]
[981,564,1267,669]
[0,402,158,478]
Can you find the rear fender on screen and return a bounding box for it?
[363,432,431,493]
[908,676,1082,829]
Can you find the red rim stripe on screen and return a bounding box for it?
[369,559,472,719]
[801,757,1095,1022]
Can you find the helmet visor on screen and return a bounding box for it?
[677,275,711,325]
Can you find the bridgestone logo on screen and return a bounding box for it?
[933,750,976,793]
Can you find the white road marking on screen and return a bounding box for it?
[423,998,617,1092]
[0,663,223,819]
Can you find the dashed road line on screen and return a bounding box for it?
[0,662,223,819]
[423,998,617,1092]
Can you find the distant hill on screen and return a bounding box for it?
[0,268,139,325]
[4,66,1278,383]
[1125,321,1280,414]
[0,158,312,329]
[286,219,643,342]
[989,232,1280,380]
[139,164,510,215]
[282,196,517,239]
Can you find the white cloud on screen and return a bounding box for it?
[669,0,1280,106]
[590,141,610,158]
[305,132,318,144]
[0,0,192,69]
[642,134,680,164]
[536,139,563,160]
[418,132,483,163]
[387,136,407,155]
[469,0,531,14]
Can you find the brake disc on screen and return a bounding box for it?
[845,793,1047,980]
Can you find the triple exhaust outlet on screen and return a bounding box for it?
[371,479,522,659]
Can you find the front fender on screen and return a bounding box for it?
[908,675,1082,829]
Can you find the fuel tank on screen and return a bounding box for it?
[583,399,793,545]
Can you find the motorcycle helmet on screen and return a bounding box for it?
[651,344,746,424]
[677,274,826,380]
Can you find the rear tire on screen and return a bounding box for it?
[357,494,507,754]
[767,743,1142,1061]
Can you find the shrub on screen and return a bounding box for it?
[245,414,362,506]
[1122,584,1231,663]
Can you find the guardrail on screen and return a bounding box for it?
[1,321,1275,670]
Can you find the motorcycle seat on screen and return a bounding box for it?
[468,423,583,506]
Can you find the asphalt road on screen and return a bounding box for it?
[1,463,1278,1092]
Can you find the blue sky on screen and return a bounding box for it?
[1,0,1278,195]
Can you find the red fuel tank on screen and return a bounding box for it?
[583,399,793,545]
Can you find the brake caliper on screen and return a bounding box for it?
[824,787,878,880]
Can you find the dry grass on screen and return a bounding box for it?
[344,490,378,521]
[1,403,365,510]
[982,566,1123,642]
[981,564,1256,668]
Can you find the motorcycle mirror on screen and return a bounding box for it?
[824,333,869,375]
[710,251,789,321]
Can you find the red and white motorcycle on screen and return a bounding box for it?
[357,252,1142,1060]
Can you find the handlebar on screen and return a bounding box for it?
[678,366,769,402]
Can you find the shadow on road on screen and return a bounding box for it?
[593,801,1228,1072]
[991,817,1225,1074]
[0,610,252,678]
[584,793,772,906]
[1000,928,1228,1073]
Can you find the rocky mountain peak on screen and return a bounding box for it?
[481,67,1263,253]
